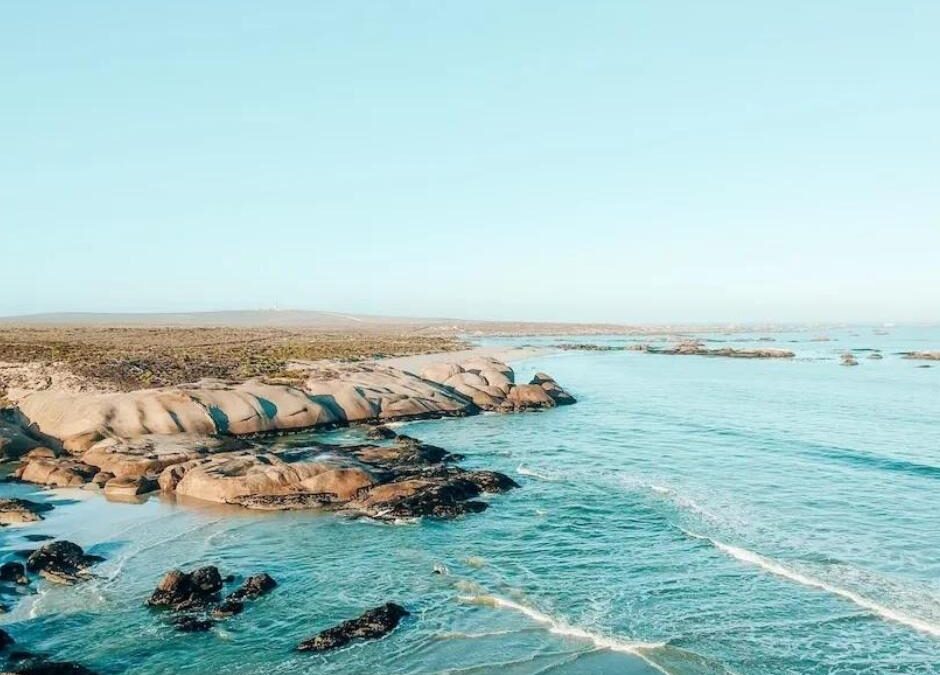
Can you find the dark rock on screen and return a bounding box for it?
[365,425,397,440]
[0,627,13,649]
[229,493,335,511]
[464,470,519,493]
[4,657,98,674]
[23,534,54,542]
[211,599,244,618]
[26,541,103,585]
[0,561,28,585]
[227,573,277,601]
[381,478,487,519]
[172,615,214,633]
[147,566,222,611]
[296,602,409,652]
[0,498,52,526]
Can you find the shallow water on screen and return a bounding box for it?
[2,326,939,674]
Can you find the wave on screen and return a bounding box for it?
[682,529,940,638]
[645,482,726,526]
[458,594,670,673]
[516,465,561,482]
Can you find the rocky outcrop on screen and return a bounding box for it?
[26,541,102,585]
[642,341,795,359]
[420,357,576,410]
[148,567,277,631]
[82,435,244,478]
[0,498,52,526]
[901,351,940,361]
[15,363,479,452]
[147,566,223,611]
[226,572,277,601]
[296,603,409,652]
[10,358,570,521]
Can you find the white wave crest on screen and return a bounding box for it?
[516,465,559,482]
[458,594,669,672]
[683,529,940,638]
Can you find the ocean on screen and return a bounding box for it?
[2,326,939,674]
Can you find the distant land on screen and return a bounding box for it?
[0,309,841,336]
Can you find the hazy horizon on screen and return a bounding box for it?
[3,1,938,323]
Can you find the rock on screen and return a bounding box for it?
[531,375,577,406]
[0,561,29,585]
[147,566,223,611]
[868,352,884,360]
[365,425,397,440]
[841,353,859,367]
[17,364,477,448]
[103,474,158,497]
[82,435,244,478]
[355,476,488,519]
[172,614,214,633]
[644,341,795,359]
[0,627,13,649]
[211,598,244,618]
[504,384,555,411]
[0,419,44,462]
[15,458,97,487]
[26,541,103,585]
[3,658,98,674]
[0,498,52,526]
[901,351,940,361]
[226,573,277,601]
[23,447,57,460]
[172,451,377,505]
[296,602,409,652]
[89,471,114,488]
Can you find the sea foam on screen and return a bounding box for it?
[458,594,669,672]
[682,529,940,638]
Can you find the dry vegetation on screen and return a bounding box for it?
[0,327,466,391]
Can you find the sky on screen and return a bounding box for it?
[2,1,938,323]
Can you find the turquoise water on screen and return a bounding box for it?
[2,327,940,674]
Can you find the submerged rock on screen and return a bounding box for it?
[5,656,99,674]
[0,627,13,649]
[296,602,409,652]
[172,615,214,633]
[901,350,940,361]
[25,541,103,585]
[147,566,223,611]
[841,353,859,367]
[643,341,795,359]
[0,498,52,526]
[226,573,277,601]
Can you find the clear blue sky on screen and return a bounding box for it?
[2,1,937,323]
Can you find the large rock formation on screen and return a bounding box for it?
[9,358,571,520]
